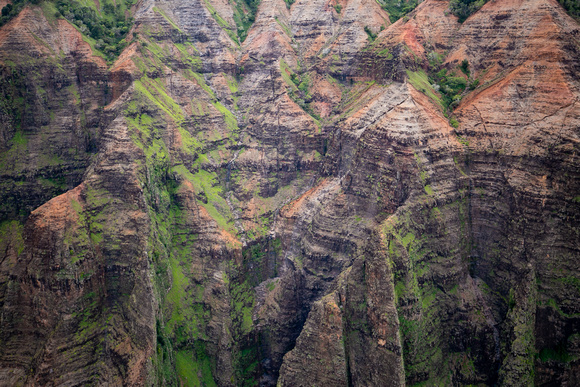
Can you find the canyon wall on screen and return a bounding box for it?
[0,0,579,385]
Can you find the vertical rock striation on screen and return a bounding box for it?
[0,0,579,385]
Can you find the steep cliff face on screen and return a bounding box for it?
[0,0,579,385]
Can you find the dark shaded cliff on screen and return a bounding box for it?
[0,0,579,385]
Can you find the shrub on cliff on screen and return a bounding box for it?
[377,0,419,23]
[0,0,27,26]
[450,0,578,23]
[55,0,134,61]
[558,0,580,21]
[449,0,487,23]
[0,0,133,62]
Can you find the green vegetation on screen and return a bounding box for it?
[560,276,580,292]
[558,0,580,20]
[232,279,254,335]
[234,345,260,386]
[134,78,184,121]
[456,133,469,146]
[203,0,260,43]
[364,26,377,42]
[231,276,259,384]
[377,47,393,59]
[72,290,104,342]
[449,0,488,23]
[202,0,237,43]
[122,56,250,382]
[143,165,219,386]
[175,350,201,386]
[409,54,471,120]
[459,59,470,76]
[401,232,415,247]
[432,68,467,110]
[126,57,240,387]
[55,0,134,61]
[148,184,220,386]
[0,220,25,256]
[406,70,444,109]
[11,131,27,146]
[376,0,418,23]
[382,193,476,384]
[227,239,285,385]
[230,0,260,42]
[175,347,217,387]
[0,0,39,27]
[266,280,276,292]
[499,290,537,385]
[153,6,182,32]
[173,166,235,233]
[280,60,320,121]
[539,345,573,363]
[468,78,480,90]
[0,0,134,61]
[66,198,93,263]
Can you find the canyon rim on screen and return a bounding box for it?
[1,0,580,385]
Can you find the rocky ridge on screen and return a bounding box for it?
[0,0,579,385]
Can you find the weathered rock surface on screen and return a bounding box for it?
[0,0,579,385]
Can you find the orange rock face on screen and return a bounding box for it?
[0,0,579,385]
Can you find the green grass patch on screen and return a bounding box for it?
[11,131,27,146]
[134,78,183,121]
[274,16,292,37]
[175,351,201,386]
[0,220,25,256]
[153,6,182,32]
[280,59,299,91]
[202,0,239,44]
[401,232,415,248]
[225,73,239,94]
[377,47,393,59]
[212,101,238,133]
[174,43,203,70]
[172,166,234,233]
[406,70,444,110]
[231,279,255,336]
[189,72,217,100]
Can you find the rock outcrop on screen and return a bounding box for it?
[0,0,579,385]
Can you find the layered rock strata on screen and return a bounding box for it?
[0,0,579,385]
